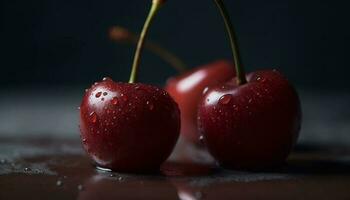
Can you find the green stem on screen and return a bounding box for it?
[214,0,247,85]
[129,0,164,83]
[110,26,187,73]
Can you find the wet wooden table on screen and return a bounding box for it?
[0,89,349,199]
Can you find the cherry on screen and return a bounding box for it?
[197,0,301,169]
[165,60,235,144]
[79,0,180,173]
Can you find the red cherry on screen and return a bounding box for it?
[197,0,302,169]
[79,0,180,172]
[166,60,235,144]
[198,70,301,169]
[80,79,180,172]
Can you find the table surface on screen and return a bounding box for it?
[0,88,350,200]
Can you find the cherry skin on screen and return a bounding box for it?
[198,70,301,169]
[165,60,235,144]
[80,78,180,173]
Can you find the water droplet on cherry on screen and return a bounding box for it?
[95,92,102,98]
[203,87,209,95]
[121,94,128,102]
[103,77,112,81]
[219,94,232,105]
[89,112,97,123]
[146,101,154,110]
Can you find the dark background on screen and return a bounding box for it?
[1,0,349,89]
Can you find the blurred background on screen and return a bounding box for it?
[0,0,349,145]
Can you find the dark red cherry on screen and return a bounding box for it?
[198,70,301,169]
[166,60,235,144]
[80,78,180,172]
[79,0,179,173]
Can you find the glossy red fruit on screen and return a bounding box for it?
[198,70,301,169]
[79,78,180,173]
[166,60,235,144]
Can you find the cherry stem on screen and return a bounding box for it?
[110,26,187,73]
[214,0,247,85]
[129,0,165,83]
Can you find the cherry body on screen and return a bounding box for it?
[198,70,301,169]
[80,78,180,173]
[165,60,235,144]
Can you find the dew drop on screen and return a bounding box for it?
[24,167,31,172]
[85,89,89,92]
[103,77,112,81]
[103,92,108,96]
[219,94,232,105]
[56,180,63,187]
[109,174,115,177]
[199,135,204,143]
[89,112,97,123]
[82,138,87,144]
[146,101,154,110]
[121,94,128,102]
[111,97,119,105]
[257,77,261,81]
[118,177,124,181]
[95,92,102,98]
[248,99,253,103]
[203,87,209,95]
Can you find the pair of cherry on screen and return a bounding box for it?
[79,0,301,173]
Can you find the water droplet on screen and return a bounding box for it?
[118,177,123,181]
[113,116,116,120]
[56,180,63,186]
[95,92,102,98]
[257,77,261,81]
[248,99,252,103]
[109,174,115,177]
[89,112,97,123]
[111,97,119,105]
[24,167,31,172]
[85,89,89,92]
[203,87,209,95]
[219,94,232,105]
[121,94,128,102]
[199,135,204,143]
[77,107,81,110]
[78,184,84,191]
[82,138,87,144]
[146,101,154,110]
[94,82,98,85]
[103,77,112,81]
[103,92,108,96]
